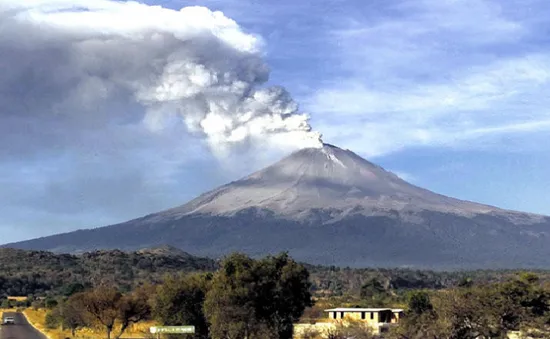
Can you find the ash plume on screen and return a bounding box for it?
[0,0,322,154]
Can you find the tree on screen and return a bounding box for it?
[457,277,473,288]
[204,253,260,339]
[47,299,89,337]
[391,291,443,339]
[62,282,87,297]
[45,297,58,309]
[70,286,121,339]
[1,299,11,308]
[154,273,211,339]
[45,312,60,329]
[492,273,550,332]
[360,278,386,299]
[439,287,504,339]
[116,286,151,338]
[407,291,433,316]
[204,252,312,339]
[59,299,89,337]
[69,285,151,339]
[255,253,313,339]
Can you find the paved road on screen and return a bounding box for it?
[1,312,47,339]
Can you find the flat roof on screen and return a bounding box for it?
[325,308,398,312]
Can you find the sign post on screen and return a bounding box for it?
[150,326,195,339]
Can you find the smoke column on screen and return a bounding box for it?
[0,1,323,154]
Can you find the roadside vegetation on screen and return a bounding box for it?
[297,272,550,339]
[18,252,312,339]
[2,248,550,338]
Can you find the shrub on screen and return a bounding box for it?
[45,312,60,329]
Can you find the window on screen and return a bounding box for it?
[361,312,365,319]
[370,312,374,320]
[340,312,344,319]
[380,311,391,323]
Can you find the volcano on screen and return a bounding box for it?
[4,144,550,269]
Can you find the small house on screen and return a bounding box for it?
[294,307,404,337]
[7,296,28,302]
[324,308,404,333]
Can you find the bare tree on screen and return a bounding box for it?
[59,298,90,337]
[114,286,151,339]
[71,286,121,339]
[70,285,151,339]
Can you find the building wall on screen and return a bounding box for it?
[328,311,380,324]
[294,310,402,338]
[7,296,27,301]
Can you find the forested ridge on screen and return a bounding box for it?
[0,246,216,296]
[4,248,550,338]
[2,246,550,298]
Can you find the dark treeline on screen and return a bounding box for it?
[0,247,216,297]
[307,265,550,296]
[3,247,550,299]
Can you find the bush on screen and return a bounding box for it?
[15,300,30,308]
[300,327,320,339]
[45,298,58,309]
[32,300,45,310]
[0,299,11,309]
[45,312,60,329]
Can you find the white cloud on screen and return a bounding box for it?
[0,0,321,156]
[305,0,550,157]
[0,0,324,241]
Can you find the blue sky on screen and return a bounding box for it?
[1,0,549,243]
[183,0,550,211]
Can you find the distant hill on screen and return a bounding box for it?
[0,247,216,297]
[5,144,550,269]
[2,247,550,299]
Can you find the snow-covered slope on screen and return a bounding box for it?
[4,144,550,269]
[160,144,541,224]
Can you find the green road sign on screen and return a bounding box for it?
[150,326,195,334]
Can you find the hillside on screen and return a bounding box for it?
[3,247,550,299]
[4,144,550,269]
[0,246,216,296]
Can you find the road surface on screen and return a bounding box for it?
[1,312,47,339]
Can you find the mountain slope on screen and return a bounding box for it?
[162,144,540,222]
[4,144,550,269]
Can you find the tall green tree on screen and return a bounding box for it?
[493,272,550,331]
[255,253,313,339]
[204,252,312,339]
[204,253,260,339]
[154,273,212,339]
[407,291,433,316]
[359,278,386,300]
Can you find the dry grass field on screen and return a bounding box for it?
[23,308,155,339]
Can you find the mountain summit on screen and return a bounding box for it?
[4,144,550,269]
[170,144,497,219]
